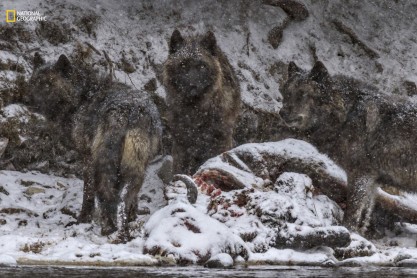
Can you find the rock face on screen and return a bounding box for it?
[1,0,415,179]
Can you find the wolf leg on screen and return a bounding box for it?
[78,156,95,223]
[116,172,145,243]
[115,129,152,242]
[95,162,120,236]
[91,124,126,237]
[344,176,377,235]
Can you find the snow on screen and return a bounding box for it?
[1,104,29,122]
[197,139,348,188]
[377,188,417,212]
[1,0,417,269]
[144,200,248,264]
[250,248,332,266]
[206,253,234,268]
[0,254,17,266]
[0,170,156,265]
[1,141,417,267]
[0,104,44,123]
[3,0,416,115]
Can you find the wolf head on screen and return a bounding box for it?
[163,30,221,101]
[29,54,101,124]
[280,61,347,134]
[29,54,81,122]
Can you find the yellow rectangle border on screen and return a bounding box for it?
[6,10,16,23]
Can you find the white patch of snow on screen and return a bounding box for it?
[144,200,248,263]
[249,248,332,265]
[0,254,17,266]
[207,253,234,267]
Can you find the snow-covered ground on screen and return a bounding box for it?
[1,140,417,267]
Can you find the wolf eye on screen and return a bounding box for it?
[201,65,205,69]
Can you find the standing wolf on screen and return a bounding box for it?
[163,30,241,174]
[280,61,417,234]
[29,54,161,241]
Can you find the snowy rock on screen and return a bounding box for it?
[143,201,249,264]
[249,248,333,266]
[205,253,234,268]
[0,254,17,266]
[195,140,348,254]
[206,171,346,253]
[334,233,376,260]
[1,104,32,122]
[396,259,417,267]
[195,139,348,205]
[275,225,351,249]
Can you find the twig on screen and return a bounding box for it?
[126,73,138,91]
[84,42,101,56]
[246,31,251,56]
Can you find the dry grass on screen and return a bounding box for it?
[20,241,46,254]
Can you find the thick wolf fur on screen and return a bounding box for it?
[280,61,417,234]
[163,30,241,175]
[29,55,161,241]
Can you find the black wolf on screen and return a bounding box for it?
[163,30,241,175]
[280,61,417,234]
[29,54,161,241]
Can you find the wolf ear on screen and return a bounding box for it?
[33,52,45,70]
[309,61,330,83]
[54,54,72,77]
[169,29,184,54]
[287,61,302,79]
[201,31,217,55]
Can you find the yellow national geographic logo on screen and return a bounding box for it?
[5,10,46,22]
[6,10,16,23]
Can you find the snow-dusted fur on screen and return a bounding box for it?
[163,30,240,175]
[29,55,161,241]
[280,61,417,234]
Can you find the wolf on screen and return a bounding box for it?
[280,60,417,235]
[163,30,241,175]
[29,54,161,241]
